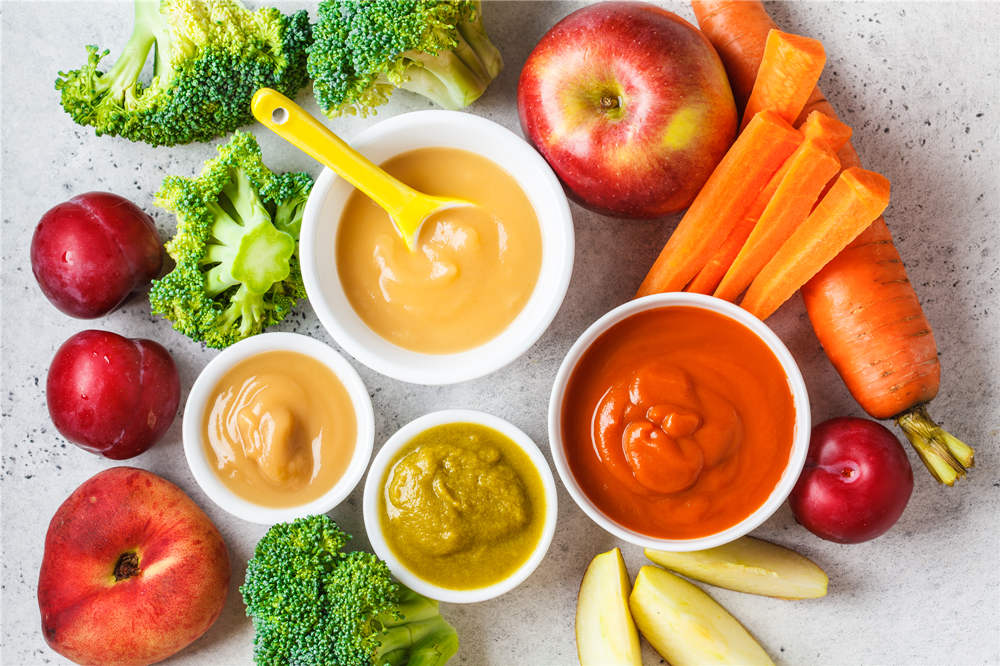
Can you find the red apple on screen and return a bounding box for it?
[38,467,230,666]
[789,417,914,544]
[517,1,737,218]
[31,192,162,318]
[46,330,180,459]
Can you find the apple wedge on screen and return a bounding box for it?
[645,536,828,599]
[629,565,774,666]
[576,548,642,666]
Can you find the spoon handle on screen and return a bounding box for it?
[251,88,417,218]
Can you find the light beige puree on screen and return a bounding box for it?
[203,351,357,507]
[337,148,542,354]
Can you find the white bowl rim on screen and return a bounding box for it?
[182,332,375,525]
[362,409,558,603]
[547,293,810,552]
[300,109,574,386]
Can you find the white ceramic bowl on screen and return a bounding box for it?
[548,293,810,551]
[363,409,558,603]
[183,332,375,525]
[300,110,574,385]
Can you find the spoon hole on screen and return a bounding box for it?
[271,107,289,125]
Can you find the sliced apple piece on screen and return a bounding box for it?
[576,548,642,666]
[645,536,828,599]
[629,565,774,666]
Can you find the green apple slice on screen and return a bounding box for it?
[645,536,828,599]
[629,565,774,666]
[576,548,642,666]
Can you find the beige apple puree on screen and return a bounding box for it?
[202,351,356,507]
[336,148,542,353]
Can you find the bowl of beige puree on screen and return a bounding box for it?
[300,110,574,385]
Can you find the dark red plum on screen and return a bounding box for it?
[46,330,180,459]
[789,417,913,544]
[31,192,162,318]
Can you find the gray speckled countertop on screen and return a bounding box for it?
[2,2,998,665]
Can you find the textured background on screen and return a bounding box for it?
[2,2,998,664]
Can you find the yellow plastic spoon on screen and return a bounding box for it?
[251,88,470,251]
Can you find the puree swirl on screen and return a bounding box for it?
[203,351,356,508]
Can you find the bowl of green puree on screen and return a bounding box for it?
[363,409,557,603]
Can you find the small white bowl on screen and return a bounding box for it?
[363,409,558,603]
[183,332,374,525]
[299,110,574,385]
[548,293,810,552]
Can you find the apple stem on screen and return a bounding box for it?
[896,405,974,486]
[113,552,141,581]
[600,95,620,110]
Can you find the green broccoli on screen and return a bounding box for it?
[55,0,311,146]
[241,515,459,666]
[307,0,503,117]
[149,131,312,349]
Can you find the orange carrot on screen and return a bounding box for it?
[713,139,840,301]
[740,30,825,130]
[693,0,973,485]
[636,111,801,297]
[799,110,852,153]
[685,150,794,294]
[741,167,890,320]
[685,215,755,294]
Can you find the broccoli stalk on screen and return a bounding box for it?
[56,0,311,145]
[307,0,503,118]
[241,515,459,666]
[372,589,460,666]
[149,131,312,348]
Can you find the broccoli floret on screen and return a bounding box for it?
[149,131,312,349]
[242,515,459,666]
[307,0,503,117]
[55,0,312,146]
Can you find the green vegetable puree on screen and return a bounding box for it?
[379,423,546,590]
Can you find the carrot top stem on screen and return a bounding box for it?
[896,405,974,486]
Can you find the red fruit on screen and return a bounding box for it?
[46,330,180,459]
[31,192,162,318]
[789,417,913,544]
[517,1,737,218]
[38,467,230,666]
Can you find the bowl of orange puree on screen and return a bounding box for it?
[183,332,375,524]
[548,293,810,551]
[299,110,574,385]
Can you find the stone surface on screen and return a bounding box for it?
[2,2,998,664]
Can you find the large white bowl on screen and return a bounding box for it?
[299,110,574,385]
[363,409,558,603]
[182,333,375,525]
[548,293,810,551]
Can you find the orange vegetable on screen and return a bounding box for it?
[740,29,826,130]
[742,167,890,320]
[713,139,840,302]
[799,110,852,153]
[690,111,845,297]
[636,110,801,297]
[692,0,973,486]
[685,155,790,295]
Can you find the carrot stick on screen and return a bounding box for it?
[692,0,972,485]
[685,149,794,294]
[799,110,852,153]
[685,217,754,294]
[691,0,776,107]
[713,139,840,301]
[740,30,826,131]
[741,167,890,320]
[636,111,801,297]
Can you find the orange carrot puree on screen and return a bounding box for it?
[561,306,795,539]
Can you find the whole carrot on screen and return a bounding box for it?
[691,0,973,484]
